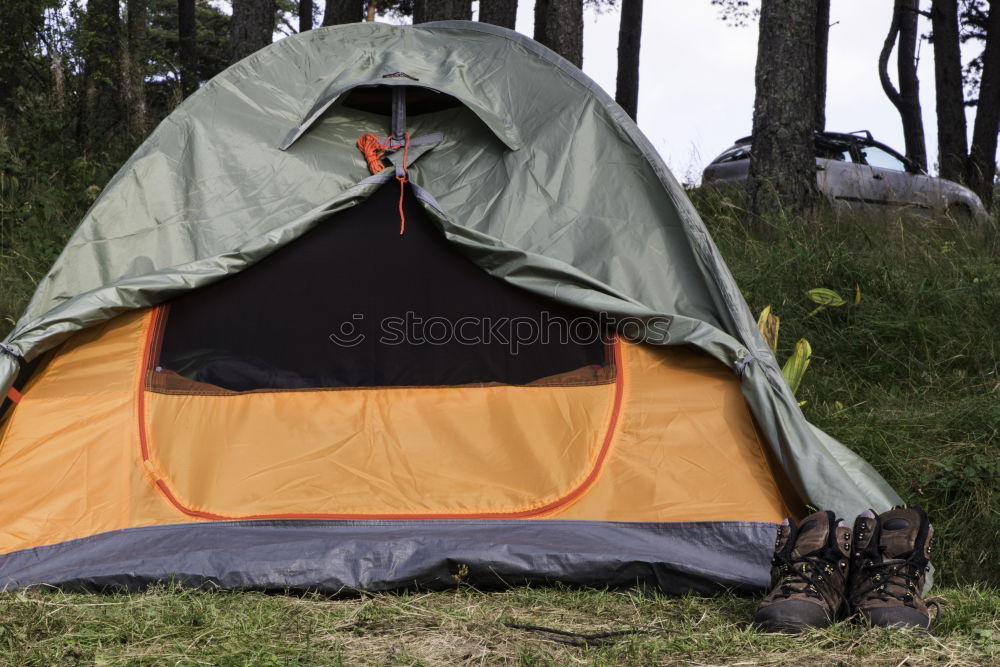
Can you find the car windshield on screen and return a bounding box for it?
[711,145,751,164]
[817,146,852,161]
[859,145,908,171]
[712,137,911,170]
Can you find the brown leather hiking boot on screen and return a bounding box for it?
[849,507,936,629]
[754,511,852,632]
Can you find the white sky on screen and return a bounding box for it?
[373,2,984,185]
[519,1,979,184]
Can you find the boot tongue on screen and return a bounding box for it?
[791,511,832,558]
[878,508,920,559]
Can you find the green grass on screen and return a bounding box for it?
[691,189,1000,588]
[0,584,997,665]
[2,133,999,662]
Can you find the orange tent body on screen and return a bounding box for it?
[1,308,791,540]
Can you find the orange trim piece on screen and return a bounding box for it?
[6,386,22,404]
[138,304,625,521]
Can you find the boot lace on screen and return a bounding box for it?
[771,552,844,611]
[854,558,924,607]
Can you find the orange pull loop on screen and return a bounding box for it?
[357,132,411,234]
[357,133,388,175]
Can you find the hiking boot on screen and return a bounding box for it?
[849,506,936,629]
[754,510,852,632]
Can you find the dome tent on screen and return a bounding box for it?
[0,22,900,593]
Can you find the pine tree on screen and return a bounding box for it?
[230,0,276,63]
[479,0,517,29]
[747,0,819,222]
[614,0,642,120]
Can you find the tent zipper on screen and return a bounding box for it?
[138,307,625,521]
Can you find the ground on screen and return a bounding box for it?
[1,584,998,665]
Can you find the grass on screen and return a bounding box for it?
[692,189,1000,588]
[1,131,999,662]
[1,584,997,665]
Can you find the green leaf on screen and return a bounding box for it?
[807,288,846,307]
[756,305,780,353]
[781,338,812,395]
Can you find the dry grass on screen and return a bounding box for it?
[0,583,997,665]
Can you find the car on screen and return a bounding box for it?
[701,130,988,223]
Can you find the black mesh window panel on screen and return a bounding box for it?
[156,184,610,391]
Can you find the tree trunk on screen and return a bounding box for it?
[479,0,517,29]
[300,0,314,31]
[747,0,818,223]
[534,0,549,44]
[879,0,928,171]
[81,0,124,141]
[534,0,583,68]
[932,0,968,182]
[230,0,276,63]
[322,0,363,24]
[966,3,1000,209]
[178,0,197,97]
[413,0,471,23]
[814,0,830,131]
[366,0,377,21]
[0,0,46,111]
[122,0,148,138]
[615,0,642,121]
[51,51,66,111]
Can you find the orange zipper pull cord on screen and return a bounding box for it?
[357,132,411,235]
[396,131,410,235]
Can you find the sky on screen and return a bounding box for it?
[462,1,982,185]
